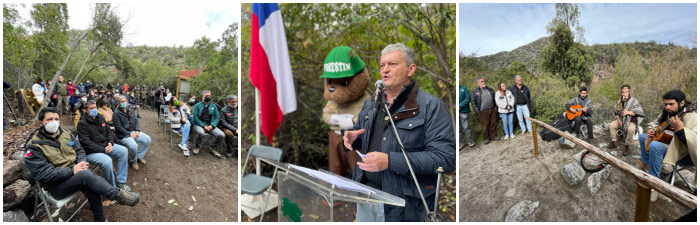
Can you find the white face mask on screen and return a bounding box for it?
[44,121,60,134]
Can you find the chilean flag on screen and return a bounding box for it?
[250,3,297,143]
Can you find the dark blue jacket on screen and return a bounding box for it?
[112,108,141,139]
[351,82,455,221]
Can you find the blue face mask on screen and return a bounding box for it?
[89,108,98,117]
[120,102,128,108]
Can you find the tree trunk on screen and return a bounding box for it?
[34,31,89,121]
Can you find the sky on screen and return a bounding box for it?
[459,3,697,56]
[14,2,239,47]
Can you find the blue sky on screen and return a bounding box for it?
[13,3,239,47]
[459,3,697,56]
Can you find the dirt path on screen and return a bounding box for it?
[61,108,239,222]
[459,127,693,222]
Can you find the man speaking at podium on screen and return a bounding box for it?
[344,43,455,222]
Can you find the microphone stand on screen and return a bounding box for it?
[376,90,442,222]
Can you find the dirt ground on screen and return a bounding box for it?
[5,107,237,222]
[459,126,694,222]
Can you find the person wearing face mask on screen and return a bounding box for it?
[32,77,48,105]
[192,90,225,158]
[67,79,77,97]
[219,95,238,158]
[187,96,196,124]
[97,99,115,127]
[69,92,82,114]
[73,96,90,128]
[24,107,140,221]
[84,79,93,93]
[128,92,140,118]
[113,96,151,170]
[169,99,192,156]
[77,100,131,191]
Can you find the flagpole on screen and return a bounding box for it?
[255,88,261,175]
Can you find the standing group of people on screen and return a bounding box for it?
[458,75,532,149]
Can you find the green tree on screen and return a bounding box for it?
[30,3,69,78]
[539,20,592,87]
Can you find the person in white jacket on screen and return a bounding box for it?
[168,99,192,156]
[32,77,47,105]
[495,82,515,140]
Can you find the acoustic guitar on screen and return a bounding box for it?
[566,104,584,120]
[645,102,697,152]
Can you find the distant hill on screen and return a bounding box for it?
[465,37,696,75]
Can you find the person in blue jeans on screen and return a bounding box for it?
[169,99,192,156]
[77,100,131,191]
[510,75,533,135]
[495,82,515,140]
[113,96,151,170]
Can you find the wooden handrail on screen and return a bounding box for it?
[525,116,697,210]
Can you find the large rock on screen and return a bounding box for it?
[587,165,613,195]
[560,162,586,186]
[3,210,29,222]
[505,200,539,222]
[558,133,576,149]
[3,179,31,211]
[10,151,24,160]
[4,160,24,186]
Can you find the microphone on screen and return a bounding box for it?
[374,80,385,101]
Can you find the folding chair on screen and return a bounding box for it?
[31,166,99,222]
[169,127,183,150]
[241,145,283,222]
[158,105,170,133]
[668,155,696,195]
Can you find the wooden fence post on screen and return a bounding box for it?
[634,182,652,222]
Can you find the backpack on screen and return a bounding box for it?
[540,114,573,142]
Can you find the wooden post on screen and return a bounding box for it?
[531,119,538,157]
[634,182,651,222]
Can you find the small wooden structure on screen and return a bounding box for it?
[175,67,205,103]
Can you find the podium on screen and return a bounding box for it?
[260,158,405,222]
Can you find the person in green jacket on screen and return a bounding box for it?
[192,90,225,158]
[459,85,475,149]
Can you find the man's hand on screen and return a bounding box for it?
[569,107,577,113]
[669,115,684,131]
[204,125,212,132]
[647,128,656,138]
[105,143,113,154]
[73,161,89,174]
[582,107,588,113]
[617,118,623,128]
[357,152,388,172]
[130,131,138,139]
[343,129,366,150]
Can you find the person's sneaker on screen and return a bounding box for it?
[114,189,140,206]
[117,183,131,192]
[468,142,476,147]
[521,131,526,136]
[179,143,188,151]
[510,134,515,139]
[225,152,234,158]
[192,147,200,155]
[183,149,190,157]
[459,143,466,150]
[504,135,509,140]
[211,149,224,158]
[484,140,490,145]
[131,162,139,170]
[138,159,147,165]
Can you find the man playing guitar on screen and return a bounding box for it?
[636,90,696,201]
[565,86,594,143]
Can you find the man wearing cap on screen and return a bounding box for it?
[343,43,455,221]
[321,46,369,181]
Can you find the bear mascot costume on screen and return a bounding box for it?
[321,46,370,178]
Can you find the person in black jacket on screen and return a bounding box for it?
[24,107,139,222]
[219,94,237,158]
[471,77,498,144]
[509,75,533,135]
[77,100,131,191]
[113,96,151,170]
